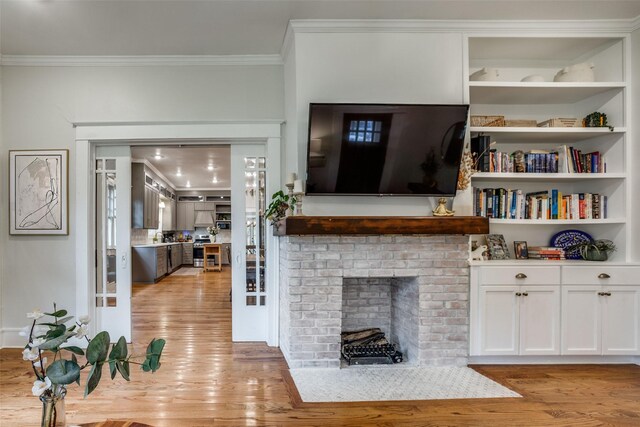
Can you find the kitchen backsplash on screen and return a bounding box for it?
[131,228,151,245]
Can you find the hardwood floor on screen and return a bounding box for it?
[1,267,639,426]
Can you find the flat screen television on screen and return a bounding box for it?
[305,103,469,196]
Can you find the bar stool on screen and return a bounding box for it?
[203,244,222,272]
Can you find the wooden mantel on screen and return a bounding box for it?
[272,216,489,236]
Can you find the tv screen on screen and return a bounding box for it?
[305,103,469,196]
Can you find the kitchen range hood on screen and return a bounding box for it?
[194,211,214,226]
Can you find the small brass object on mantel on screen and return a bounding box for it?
[432,197,455,217]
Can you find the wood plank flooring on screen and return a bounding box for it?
[1,267,639,426]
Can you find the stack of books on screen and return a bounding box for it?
[528,246,566,260]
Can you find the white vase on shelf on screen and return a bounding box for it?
[209,234,216,243]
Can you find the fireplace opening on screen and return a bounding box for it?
[341,277,419,366]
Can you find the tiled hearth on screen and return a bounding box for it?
[278,234,470,368]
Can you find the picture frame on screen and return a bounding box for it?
[9,149,69,235]
[486,234,510,260]
[514,241,529,260]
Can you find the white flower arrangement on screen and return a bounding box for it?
[206,226,220,236]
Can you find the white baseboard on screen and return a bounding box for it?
[1,328,25,348]
[469,355,639,365]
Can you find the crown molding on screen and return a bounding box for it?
[131,158,178,191]
[288,18,637,34]
[0,54,283,67]
[280,22,295,61]
[632,16,640,31]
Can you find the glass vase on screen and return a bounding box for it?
[40,388,66,427]
[209,234,216,243]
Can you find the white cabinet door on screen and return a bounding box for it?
[184,202,195,231]
[479,286,519,355]
[519,286,560,355]
[561,286,601,355]
[602,286,640,355]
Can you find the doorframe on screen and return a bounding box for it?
[75,122,282,346]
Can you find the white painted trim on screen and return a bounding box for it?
[2,327,25,348]
[0,55,283,67]
[266,137,281,347]
[75,122,282,346]
[288,19,638,34]
[631,16,640,31]
[280,22,295,61]
[469,355,639,364]
[175,187,232,192]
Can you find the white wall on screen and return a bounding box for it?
[285,31,464,215]
[632,28,640,262]
[0,64,283,346]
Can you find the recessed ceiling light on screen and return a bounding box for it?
[186,181,191,188]
[207,165,214,171]
[176,171,182,177]
[154,154,163,160]
[212,176,218,184]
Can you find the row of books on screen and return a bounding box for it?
[528,246,566,260]
[473,188,608,220]
[487,147,605,174]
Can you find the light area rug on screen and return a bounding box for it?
[171,267,201,276]
[290,366,521,402]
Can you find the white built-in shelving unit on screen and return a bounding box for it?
[466,35,630,263]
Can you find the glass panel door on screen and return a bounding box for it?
[231,145,268,341]
[95,147,132,341]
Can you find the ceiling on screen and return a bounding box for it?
[131,145,231,191]
[2,1,640,56]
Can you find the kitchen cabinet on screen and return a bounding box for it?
[132,163,163,229]
[133,245,167,283]
[176,202,195,231]
[169,244,181,272]
[194,202,216,211]
[561,267,640,355]
[182,242,193,265]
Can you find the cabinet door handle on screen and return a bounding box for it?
[605,292,612,296]
[515,292,522,296]
[522,292,528,296]
[598,292,606,296]
[515,273,527,279]
[598,273,610,279]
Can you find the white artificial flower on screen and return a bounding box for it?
[33,325,48,337]
[30,337,46,348]
[78,315,91,325]
[27,309,45,320]
[33,357,48,370]
[22,347,39,361]
[75,325,89,339]
[32,377,52,397]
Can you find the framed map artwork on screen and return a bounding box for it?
[9,149,69,235]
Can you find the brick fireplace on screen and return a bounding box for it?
[277,228,474,368]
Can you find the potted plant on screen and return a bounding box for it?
[22,304,165,426]
[265,190,295,225]
[568,239,616,261]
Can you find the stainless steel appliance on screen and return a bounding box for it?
[192,234,209,267]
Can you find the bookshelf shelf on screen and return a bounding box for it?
[489,218,625,225]
[472,172,625,181]
[469,127,626,142]
[467,34,630,262]
[469,82,625,104]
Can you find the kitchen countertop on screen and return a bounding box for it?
[132,242,192,248]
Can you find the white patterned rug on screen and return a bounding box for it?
[172,267,201,276]
[290,366,521,402]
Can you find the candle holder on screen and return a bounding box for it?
[285,183,295,216]
[294,192,305,216]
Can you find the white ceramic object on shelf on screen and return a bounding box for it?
[521,74,545,82]
[553,62,595,82]
[470,67,500,81]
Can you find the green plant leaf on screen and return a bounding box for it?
[86,331,110,364]
[45,324,67,338]
[38,332,74,350]
[45,309,68,318]
[116,361,130,381]
[84,362,103,397]
[142,338,165,373]
[46,359,81,385]
[60,346,84,356]
[109,359,117,380]
[108,336,128,361]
